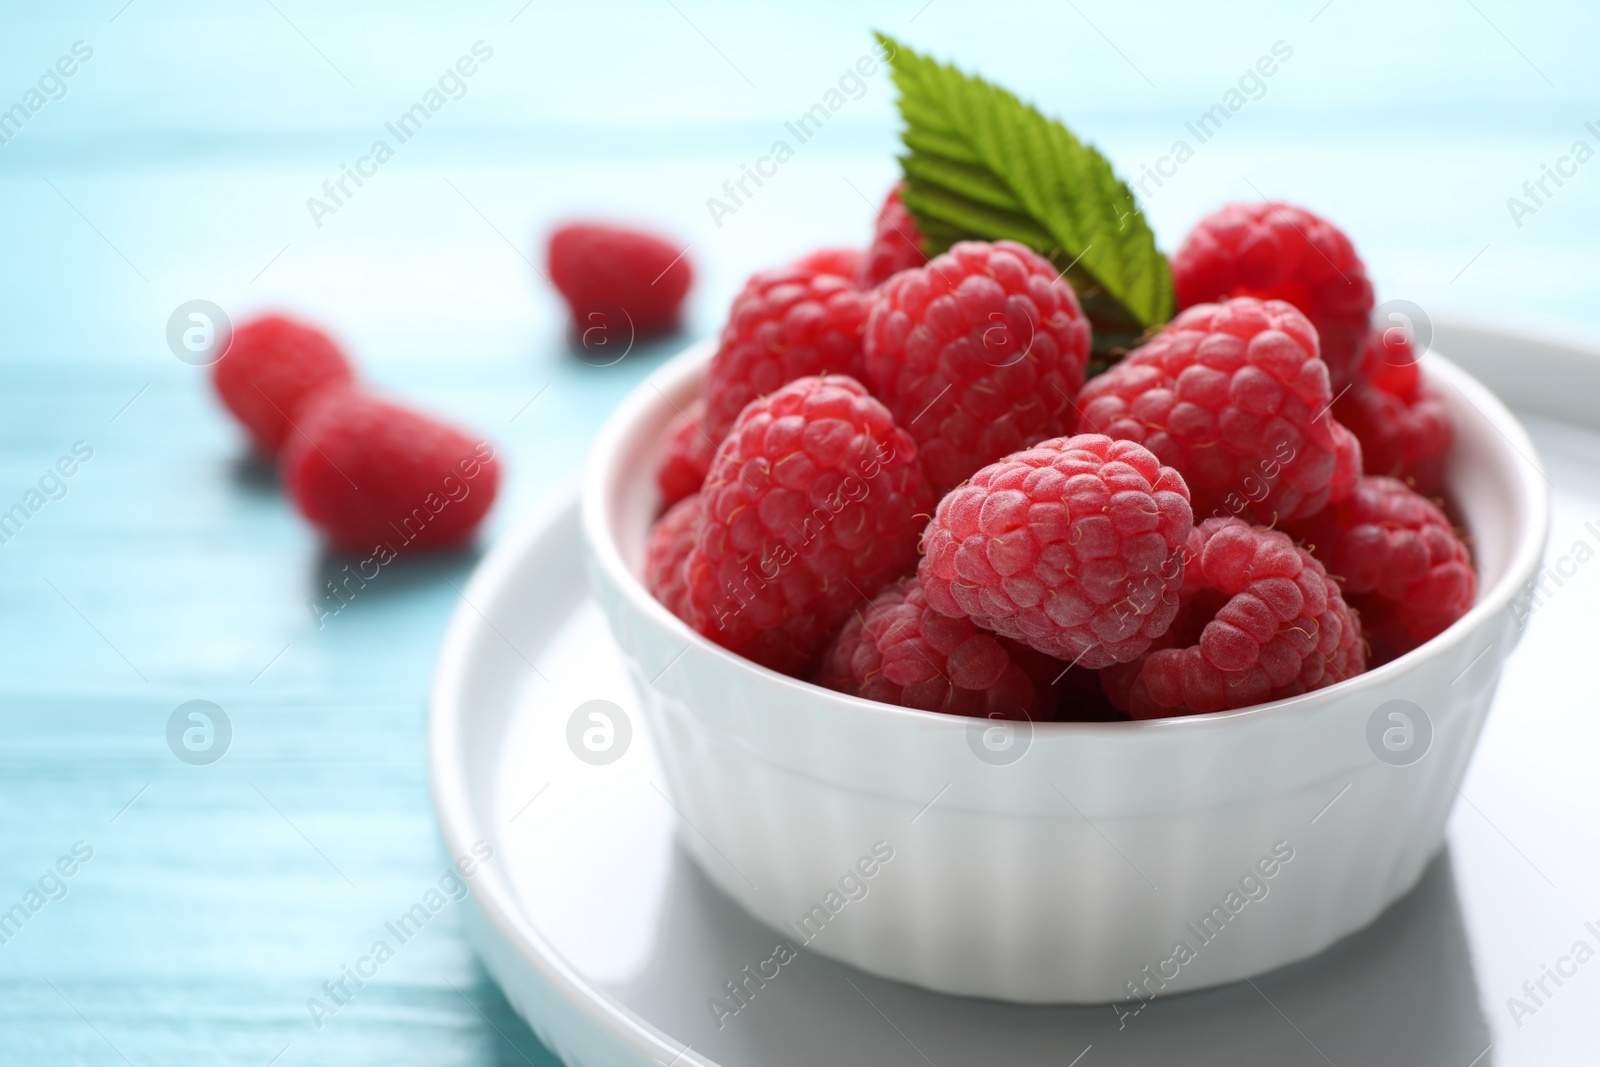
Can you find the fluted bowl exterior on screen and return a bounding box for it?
[580,340,1547,1003]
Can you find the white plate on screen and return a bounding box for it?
[431,321,1600,1066]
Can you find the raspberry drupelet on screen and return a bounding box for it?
[856,182,930,289]
[682,375,932,676]
[546,222,692,338]
[1171,201,1374,391]
[1334,327,1453,496]
[864,240,1092,495]
[284,388,499,553]
[656,397,718,510]
[817,577,1045,720]
[1077,297,1362,525]
[1100,518,1365,718]
[917,434,1193,669]
[211,314,354,456]
[1289,475,1475,664]
[700,262,874,446]
[793,246,865,281]
[643,493,704,624]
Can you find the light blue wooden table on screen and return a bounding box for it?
[1,1,1596,1062]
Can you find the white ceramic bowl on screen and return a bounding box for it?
[580,340,1548,1004]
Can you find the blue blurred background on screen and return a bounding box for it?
[1,1,1595,1063]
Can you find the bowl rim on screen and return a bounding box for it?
[581,339,1550,735]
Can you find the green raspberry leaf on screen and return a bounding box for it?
[876,31,1174,364]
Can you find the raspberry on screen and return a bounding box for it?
[793,246,864,280]
[683,376,931,675]
[917,434,1193,669]
[1334,328,1452,495]
[211,314,354,455]
[856,182,929,289]
[657,398,718,509]
[1172,202,1373,391]
[284,388,499,553]
[643,493,702,623]
[817,578,1044,720]
[699,263,874,445]
[864,240,1093,494]
[1101,518,1364,717]
[1289,476,1474,663]
[546,222,691,338]
[1078,297,1362,525]
[1362,321,1423,397]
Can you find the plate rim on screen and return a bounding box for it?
[428,477,718,1067]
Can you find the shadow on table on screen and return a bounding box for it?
[612,846,1491,1067]
[227,451,279,495]
[563,324,695,371]
[307,542,483,614]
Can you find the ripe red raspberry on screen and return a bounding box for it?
[818,577,1045,720]
[917,434,1193,669]
[1334,328,1453,495]
[699,264,874,445]
[856,182,929,289]
[1362,321,1423,397]
[546,222,692,339]
[864,240,1092,494]
[1101,518,1364,717]
[657,397,718,509]
[211,314,354,455]
[284,388,499,553]
[1078,297,1362,525]
[1289,476,1474,663]
[1172,202,1373,391]
[793,246,864,281]
[643,493,703,624]
[683,375,931,675]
